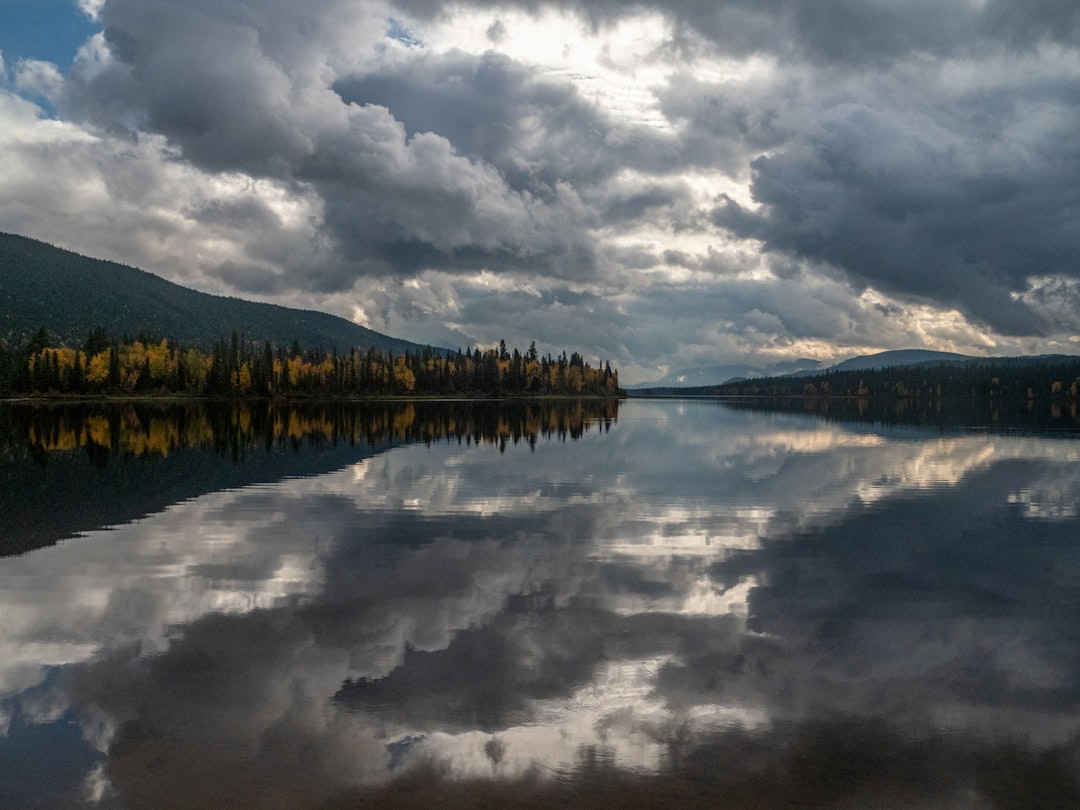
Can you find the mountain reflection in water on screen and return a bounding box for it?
[1,399,1078,808]
[0,400,617,556]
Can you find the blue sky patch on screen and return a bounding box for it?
[386,17,424,48]
[0,0,99,69]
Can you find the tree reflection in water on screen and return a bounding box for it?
[0,399,618,556]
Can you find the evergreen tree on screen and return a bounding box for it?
[27,326,50,355]
[70,350,85,393]
[83,327,110,357]
[108,342,122,389]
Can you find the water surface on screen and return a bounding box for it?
[1,399,1078,808]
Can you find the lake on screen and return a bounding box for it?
[1,398,1079,808]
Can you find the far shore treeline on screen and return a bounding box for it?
[712,357,1080,403]
[0,327,622,398]
[631,356,1080,406]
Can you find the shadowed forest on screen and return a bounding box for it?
[0,327,621,398]
[713,357,1080,404]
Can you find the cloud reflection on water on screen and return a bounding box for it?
[2,400,1079,807]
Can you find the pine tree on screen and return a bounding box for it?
[108,343,122,390]
[83,327,110,357]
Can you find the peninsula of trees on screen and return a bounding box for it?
[700,355,1080,405]
[0,328,622,399]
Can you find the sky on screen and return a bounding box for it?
[1,1,1079,382]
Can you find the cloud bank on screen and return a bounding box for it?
[2,0,1079,379]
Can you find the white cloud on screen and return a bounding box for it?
[13,60,64,103]
[78,0,107,22]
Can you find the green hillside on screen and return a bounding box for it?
[0,232,426,354]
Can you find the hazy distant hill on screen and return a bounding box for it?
[634,351,982,389]
[784,348,1072,377]
[702,351,1080,401]
[630,348,1080,399]
[819,349,975,373]
[0,232,426,353]
[628,358,824,389]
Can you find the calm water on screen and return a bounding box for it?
[1,399,1079,808]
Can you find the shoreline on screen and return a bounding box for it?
[0,393,627,405]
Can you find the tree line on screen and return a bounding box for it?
[715,358,1080,403]
[0,327,622,398]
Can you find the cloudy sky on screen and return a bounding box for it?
[2,1,1079,382]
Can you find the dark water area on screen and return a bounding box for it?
[1,398,1078,808]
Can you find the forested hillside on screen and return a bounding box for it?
[0,233,623,399]
[712,356,1080,403]
[0,232,421,354]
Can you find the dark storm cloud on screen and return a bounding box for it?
[61,1,682,290]
[387,0,1080,337]
[323,47,688,280]
[615,8,1080,337]
[710,77,1080,334]
[599,181,694,224]
[397,0,1080,64]
[333,50,676,195]
[656,71,791,175]
[61,4,582,285]
[184,196,284,231]
[213,260,289,294]
[68,0,319,175]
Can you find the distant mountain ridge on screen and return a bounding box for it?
[805,348,1080,376]
[629,351,975,389]
[786,349,977,377]
[0,232,427,354]
[630,348,1080,396]
[628,358,824,389]
[630,350,980,389]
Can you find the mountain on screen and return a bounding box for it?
[788,348,1072,377]
[822,349,975,373]
[704,350,1080,401]
[634,350,997,389]
[0,232,428,354]
[630,348,1080,398]
[627,358,824,389]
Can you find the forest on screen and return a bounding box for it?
[712,357,1080,404]
[0,327,622,399]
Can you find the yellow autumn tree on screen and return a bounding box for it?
[87,349,112,384]
[236,362,253,393]
[184,348,209,390]
[393,355,416,391]
[145,339,168,382]
[566,365,583,393]
[287,356,305,387]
